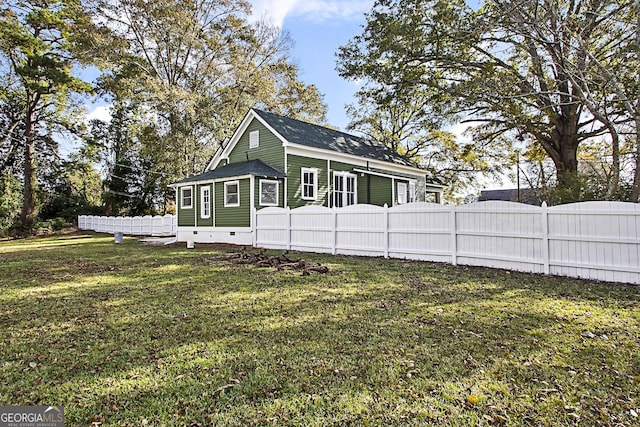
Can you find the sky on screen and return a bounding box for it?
[86,0,373,132]
[83,0,507,191]
[248,0,374,130]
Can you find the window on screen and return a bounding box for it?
[260,180,278,206]
[301,168,318,200]
[333,172,357,207]
[409,182,416,203]
[200,186,210,218]
[224,181,240,207]
[181,186,193,209]
[249,130,259,148]
[397,182,407,204]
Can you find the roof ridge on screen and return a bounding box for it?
[252,108,370,143]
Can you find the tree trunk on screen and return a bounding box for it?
[631,124,640,202]
[20,100,37,231]
[606,126,620,200]
[546,114,581,203]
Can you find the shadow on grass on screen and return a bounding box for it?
[0,237,638,426]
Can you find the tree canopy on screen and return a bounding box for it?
[338,0,640,202]
[0,0,98,229]
[0,0,328,231]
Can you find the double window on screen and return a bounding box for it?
[260,180,279,206]
[397,182,408,205]
[200,186,210,218]
[181,186,193,209]
[397,181,417,205]
[333,172,356,207]
[301,168,318,200]
[409,182,416,203]
[224,181,240,207]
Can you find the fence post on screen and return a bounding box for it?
[332,207,337,255]
[383,204,389,259]
[541,201,550,275]
[252,208,257,248]
[450,205,457,266]
[286,207,292,251]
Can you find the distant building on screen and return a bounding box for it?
[478,188,541,205]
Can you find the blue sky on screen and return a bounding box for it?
[248,0,374,130]
[86,0,373,132]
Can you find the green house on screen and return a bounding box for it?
[170,109,444,245]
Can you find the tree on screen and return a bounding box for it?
[346,84,509,195]
[560,0,640,201]
[0,173,21,233]
[337,0,637,202]
[97,0,327,207]
[0,0,96,229]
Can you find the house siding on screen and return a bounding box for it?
[196,183,213,226]
[215,179,251,227]
[227,119,284,172]
[287,154,329,208]
[255,178,284,209]
[368,175,393,206]
[177,185,195,226]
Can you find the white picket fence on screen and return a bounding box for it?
[78,214,177,236]
[254,201,640,285]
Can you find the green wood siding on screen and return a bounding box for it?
[227,119,284,172]
[255,178,284,209]
[196,183,213,226]
[287,155,329,208]
[367,175,393,206]
[214,179,251,227]
[177,185,195,226]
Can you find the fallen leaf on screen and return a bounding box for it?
[467,395,480,405]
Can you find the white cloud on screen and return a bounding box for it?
[248,0,299,28]
[248,0,372,27]
[291,0,373,23]
[86,105,111,123]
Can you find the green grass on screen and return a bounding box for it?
[0,233,638,426]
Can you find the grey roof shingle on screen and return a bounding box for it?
[253,109,420,168]
[174,159,285,184]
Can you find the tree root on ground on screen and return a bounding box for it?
[211,248,329,275]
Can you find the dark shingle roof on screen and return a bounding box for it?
[253,109,420,168]
[174,160,285,184]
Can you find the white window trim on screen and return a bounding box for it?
[249,130,259,149]
[259,179,279,207]
[181,186,193,209]
[409,181,416,203]
[301,167,318,201]
[397,182,408,205]
[333,171,357,207]
[224,180,240,207]
[200,186,211,218]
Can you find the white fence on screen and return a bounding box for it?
[78,214,177,236]
[254,201,640,285]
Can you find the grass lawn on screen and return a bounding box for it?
[0,233,638,426]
